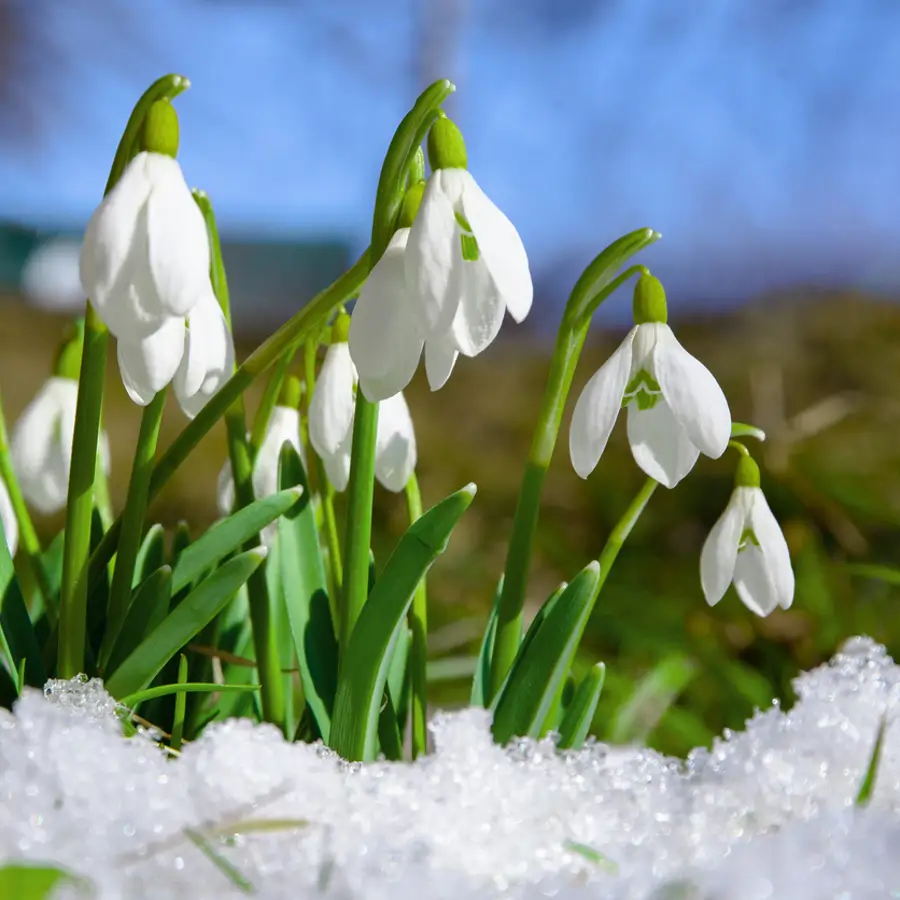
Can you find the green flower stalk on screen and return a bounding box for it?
[404,473,428,758]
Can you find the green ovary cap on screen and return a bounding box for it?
[140,100,180,158]
[427,115,468,171]
[398,181,426,229]
[278,375,303,410]
[735,455,761,489]
[632,274,668,325]
[332,311,351,344]
[53,321,84,380]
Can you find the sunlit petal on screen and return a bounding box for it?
[626,399,701,488]
[700,490,745,606]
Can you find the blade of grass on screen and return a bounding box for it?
[184,828,254,895]
[119,682,259,708]
[856,714,888,806]
[557,663,606,750]
[170,654,188,751]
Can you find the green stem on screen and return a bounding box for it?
[92,446,114,532]
[405,473,428,759]
[488,236,660,701]
[86,251,370,593]
[98,390,167,672]
[0,392,54,618]
[340,394,378,658]
[249,351,294,456]
[194,188,285,731]
[59,303,108,678]
[594,477,658,593]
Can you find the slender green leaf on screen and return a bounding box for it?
[856,714,888,806]
[330,484,476,761]
[492,564,601,744]
[171,654,189,751]
[104,566,172,677]
[543,671,577,737]
[133,523,166,588]
[171,489,301,593]
[563,840,619,875]
[105,548,267,699]
[277,445,337,741]
[119,681,259,708]
[429,656,479,683]
[184,828,254,894]
[470,576,502,707]
[557,663,606,750]
[609,655,697,744]
[387,624,411,710]
[1,575,46,688]
[377,687,403,761]
[846,563,900,587]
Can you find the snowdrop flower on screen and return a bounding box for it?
[404,116,532,357]
[701,455,794,616]
[10,376,110,515]
[116,287,235,418]
[310,318,417,492]
[0,477,16,557]
[80,101,210,342]
[218,378,306,522]
[349,220,460,402]
[569,275,731,488]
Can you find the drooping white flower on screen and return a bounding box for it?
[10,377,111,515]
[349,227,460,402]
[80,151,210,342]
[0,477,17,557]
[700,456,794,616]
[309,337,417,492]
[569,276,731,488]
[116,288,234,418]
[218,404,305,535]
[405,167,532,357]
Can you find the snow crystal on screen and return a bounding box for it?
[1,638,900,899]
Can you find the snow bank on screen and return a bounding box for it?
[1,637,899,899]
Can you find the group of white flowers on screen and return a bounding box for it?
[0,105,794,618]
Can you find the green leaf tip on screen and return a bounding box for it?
[731,422,767,442]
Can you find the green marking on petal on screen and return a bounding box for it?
[460,232,480,262]
[622,369,661,409]
[738,527,760,550]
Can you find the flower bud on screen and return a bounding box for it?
[735,455,761,489]
[632,274,668,325]
[140,99,180,158]
[427,114,467,171]
[278,374,303,410]
[398,181,426,229]
[331,311,351,344]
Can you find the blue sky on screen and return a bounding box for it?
[3,0,900,315]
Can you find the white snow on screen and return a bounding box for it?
[2,636,900,899]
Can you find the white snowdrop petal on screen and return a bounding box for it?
[748,489,795,610]
[145,155,211,319]
[700,491,745,606]
[79,152,152,310]
[322,432,353,493]
[254,406,303,500]
[459,171,532,323]
[173,291,235,419]
[449,255,506,357]
[568,330,636,479]
[116,317,186,407]
[733,545,781,616]
[0,478,17,557]
[349,230,424,402]
[655,325,731,459]
[405,174,463,336]
[10,378,67,485]
[424,334,459,391]
[309,343,357,459]
[626,400,701,489]
[375,393,417,492]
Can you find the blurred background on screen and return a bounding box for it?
[3,0,900,754]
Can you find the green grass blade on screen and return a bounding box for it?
[329,483,476,761]
[377,686,403,761]
[491,564,601,744]
[609,655,697,744]
[470,576,502,707]
[846,563,900,586]
[170,654,188,751]
[133,523,166,588]
[557,663,606,750]
[277,445,337,742]
[184,828,254,895]
[170,489,301,594]
[563,840,619,875]
[104,566,172,677]
[856,714,888,806]
[105,548,267,700]
[119,681,260,708]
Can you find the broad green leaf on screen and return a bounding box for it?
[542,670,577,737]
[104,567,172,677]
[491,564,601,744]
[119,681,259,708]
[557,663,606,750]
[856,714,887,806]
[277,445,337,741]
[170,488,301,594]
[133,523,166,588]
[105,548,267,699]
[330,483,476,761]
[0,863,87,899]
[470,576,502,707]
[609,655,697,744]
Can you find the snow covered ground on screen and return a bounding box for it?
[1,636,899,899]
